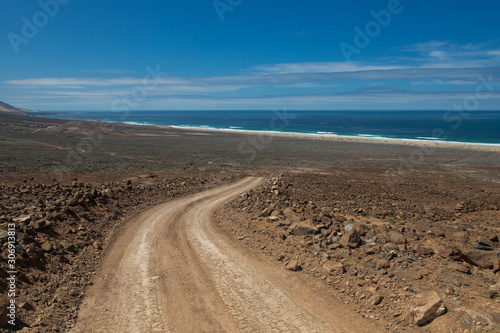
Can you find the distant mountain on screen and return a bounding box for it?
[0,101,54,116]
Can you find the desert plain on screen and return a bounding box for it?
[0,112,499,332]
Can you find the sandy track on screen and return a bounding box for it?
[72,177,382,333]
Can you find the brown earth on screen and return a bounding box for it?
[0,113,499,332]
[219,172,500,332]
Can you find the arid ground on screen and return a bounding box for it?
[0,113,499,332]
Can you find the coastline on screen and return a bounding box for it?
[164,125,500,152]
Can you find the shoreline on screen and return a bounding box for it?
[165,125,500,152]
[33,114,500,152]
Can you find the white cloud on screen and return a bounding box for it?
[248,62,404,74]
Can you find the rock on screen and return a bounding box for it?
[371,294,384,306]
[92,241,102,250]
[489,282,500,301]
[489,234,499,243]
[13,214,31,224]
[332,248,351,259]
[448,231,469,242]
[285,259,300,271]
[0,294,9,327]
[41,241,53,252]
[61,240,76,252]
[493,259,500,274]
[458,248,498,269]
[473,240,493,251]
[292,222,315,236]
[0,229,8,243]
[31,220,46,231]
[411,291,447,326]
[438,248,461,261]
[260,207,272,217]
[448,262,471,274]
[270,210,281,217]
[339,229,361,248]
[20,301,34,311]
[323,261,345,275]
[387,231,406,245]
[376,259,391,269]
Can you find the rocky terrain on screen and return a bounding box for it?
[217,172,500,332]
[1,113,499,332]
[0,171,240,331]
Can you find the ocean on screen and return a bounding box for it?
[40,110,500,146]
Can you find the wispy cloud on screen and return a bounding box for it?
[82,69,136,74]
[3,41,499,110]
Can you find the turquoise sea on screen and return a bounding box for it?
[41,110,500,146]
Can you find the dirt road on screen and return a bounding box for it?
[73,177,382,332]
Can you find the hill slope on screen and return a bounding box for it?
[0,101,52,116]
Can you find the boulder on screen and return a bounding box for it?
[41,241,53,252]
[411,291,447,326]
[371,294,384,306]
[285,259,300,271]
[292,221,316,236]
[340,229,361,248]
[260,207,272,217]
[387,231,406,245]
[458,248,498,269]
[323,261,345,275]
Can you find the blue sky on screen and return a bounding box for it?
[1,0,500,111]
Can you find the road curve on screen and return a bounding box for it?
[72,177,382,333]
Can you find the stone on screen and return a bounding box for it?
[20,301,34,311]
[493,259,500,274]
[31,220,46,231]
[270,210,281,217]
[0,229,8,243]
[489,282,500,301]
[13,214,31,224]
[339,229,361,248]
[292,222,315,236]
[473,240,493,251]
[323,261,345,275]
[283,207,295,218]
[411,291,447,326]
[260,207,272,217]
[449,231,469,242]
[0,294,8,327]
[331,248,350,260]
[387,231,406,245]
[458,248,498,269]
[376,259,391,269]
[489,234,499,243]
[285,259,300,271]
[448,262,471,274]
[371,294,384,306]
[41,241,53,252]
[61,240,76,252]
